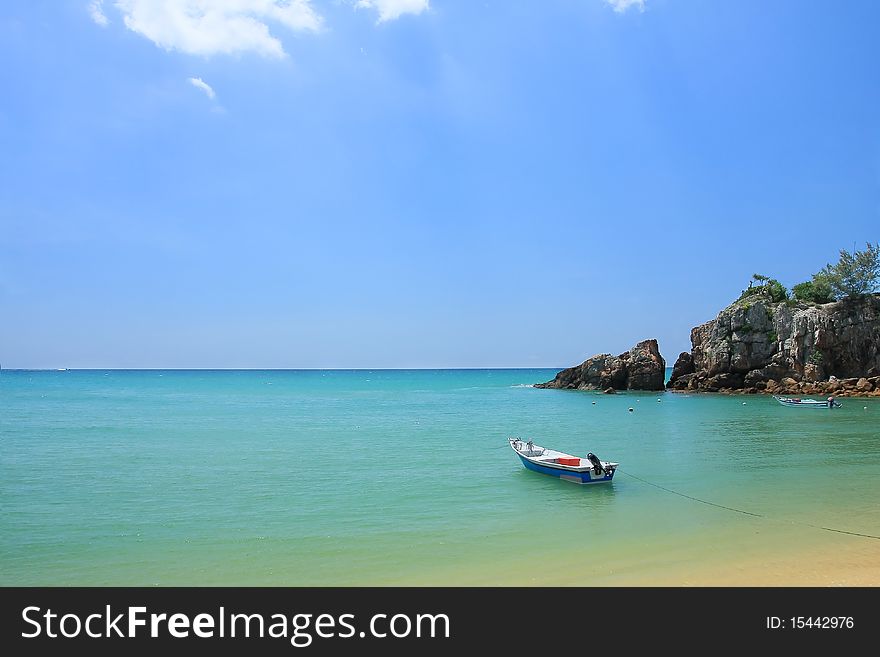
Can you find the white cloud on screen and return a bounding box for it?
[114,0,323,58]
[605,0,646,13]
[355,0,429,23]
[188,76,216,99]
[89,0,109,26]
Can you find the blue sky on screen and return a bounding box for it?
[1,0,878,368]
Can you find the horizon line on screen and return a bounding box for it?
[1,365,676,372]
[1,366,572,372]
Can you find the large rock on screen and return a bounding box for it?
[536,339,666,391]
[667,294,880,394]
[670,352,695,381]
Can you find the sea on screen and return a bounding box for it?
[2,368,878,586]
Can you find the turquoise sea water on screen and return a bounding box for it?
[2,369,879,586]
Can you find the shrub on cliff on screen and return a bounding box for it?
[818,242,880,299]
[738,273,789,303]
[792,276,834,304]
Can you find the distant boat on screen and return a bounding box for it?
[773,395,841,408]
[508,438,618,485]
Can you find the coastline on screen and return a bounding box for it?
[382,528,880,587]
[667,389,880,399]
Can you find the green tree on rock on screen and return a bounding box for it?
[792,275,834,304]
[739,273,788,303]
[818,242,880,299]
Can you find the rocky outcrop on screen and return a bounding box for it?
[670,352,695,381]
[667,294,880,396]
[536,339,666,391]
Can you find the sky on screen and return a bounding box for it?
[1,0,878,369]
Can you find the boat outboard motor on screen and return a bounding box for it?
[586,452,604,476]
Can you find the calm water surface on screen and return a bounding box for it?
[2,369,878,585]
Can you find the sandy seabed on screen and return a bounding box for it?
[396,528,880,588]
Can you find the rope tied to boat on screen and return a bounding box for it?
[620,470,763,517]
[618,469,880,541]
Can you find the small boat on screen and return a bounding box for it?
[773,395,841,408]
[508,437,618,485]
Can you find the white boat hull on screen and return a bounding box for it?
[773,395,840,408]
[509,438,618,485]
